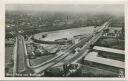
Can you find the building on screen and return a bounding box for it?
[93,46,125,61]
[83,52,124,73]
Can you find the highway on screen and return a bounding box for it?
[13,35,30,76]
[13,20,110,75]
[31,21,110,74]
[17,35,26,73]
[53,28,103,67]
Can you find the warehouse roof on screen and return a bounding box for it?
[84,52,124,68]
[93,46,124,55]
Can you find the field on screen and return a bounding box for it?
[29,54,57,66]
[34,26,94,41]
[95,37,124,50]
[69,65,119,77]
[5,46,14,74]
[95,27,124,50]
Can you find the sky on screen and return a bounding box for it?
[6,4,124,16]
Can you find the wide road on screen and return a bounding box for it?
[16,35,28,74]
[53,29,103,67]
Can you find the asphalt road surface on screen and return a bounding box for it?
[17,35,27,73]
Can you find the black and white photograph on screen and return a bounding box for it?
[5,4,125,77]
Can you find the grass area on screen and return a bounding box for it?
[98,51,124,61]
[69,65,119,77]
[5,46,14,67]
[5,46,14,74]
[29,54,57,66]
[97,27,124,50]
[95,38,124,50]
[111,41,124,50]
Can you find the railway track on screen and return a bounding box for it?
[13,21,111,75]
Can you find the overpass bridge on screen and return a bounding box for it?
[13,20,111,76]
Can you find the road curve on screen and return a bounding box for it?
[14,20,110,75]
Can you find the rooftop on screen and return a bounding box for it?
[84,52,124,68]
[93,46,124,55]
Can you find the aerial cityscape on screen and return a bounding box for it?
[5,4,125,77]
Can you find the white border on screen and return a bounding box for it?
[0,0,128,80]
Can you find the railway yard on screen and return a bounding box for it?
[5,6,125,77]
